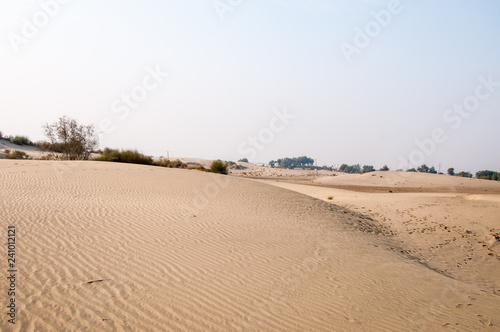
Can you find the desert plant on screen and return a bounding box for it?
[456,171,472,178]
[12,136,32,146]
[210,160,228,175]
[379,165,389,171]
[154,158,171,167]
[42,116,98,160]
[238,158,249,163]
[95,148,153,165]
[169,159,187,168]
[187,165,207,172]
[476,170,500,181]
[447,168,455,176]
[339,163,362,173]
[417,164,429,173]
[6,150,28,159]
[362,165,375,173]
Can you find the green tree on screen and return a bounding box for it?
[476,170,500,180]
[273,156,315,169]
[457,171,472,178]
[238,158,249,163]
[447,168,455,176]
[417,164,429,173]
[362,165,375,173]
[339,164,362,173]
[379,165,389,171]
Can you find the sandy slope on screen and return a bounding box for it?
[312,171,500,193]
[261,181,500,291]
[0,139,44,159]
[0,161,499,331]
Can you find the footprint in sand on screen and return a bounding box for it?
[477,314,493,326]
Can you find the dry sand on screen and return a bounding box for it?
[1,160,499,331]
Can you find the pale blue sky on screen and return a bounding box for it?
[1,0,499,172]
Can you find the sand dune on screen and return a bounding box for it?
[1,160,499,331]
[312,171,500,194]
[261,180,500,292]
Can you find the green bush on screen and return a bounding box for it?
[95,148,153,165]
[210,160,228,175]
[12,136,32,146]
[154,158,171,167]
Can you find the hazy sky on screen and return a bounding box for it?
[1,0,499,172]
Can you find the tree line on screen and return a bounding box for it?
[338,164,389,173]
[269,156,315,169]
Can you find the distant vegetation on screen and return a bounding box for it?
[3,149,29,159]
[416,164,437,174]
[269,156,314,169]
[457,171,473,178]
[168,159,188,169]
[94,148,198,170]
[362,165,375,173]
[476,170,499,181]
[209,160,228,175]
[42,116,98,160]
[2,123,497,181]
[1,134,33,146]
[12,136,33,146]
[339,164,361,173]
[339,164,384,174]
[155,158,172,167]
[95,148,153,165]
[409,164,477,178]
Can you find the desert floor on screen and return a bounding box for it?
[0,160,499,331]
